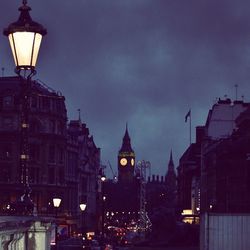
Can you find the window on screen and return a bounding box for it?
[52,99,56,112]
[58,122,64,135]
[0,164,11,182]
[29,168,39,183]
[58,147,64,163]
[59,169,64,184]
[38,96,42,109]
[30,144,40,161]
[48,168,55,184]
[30,120,40,134]
[42,97,50,110]
[3,96,13,107]
[31,96,37,108]
[82,177,88,192]
[0,144,12,160]
[67,151,78,177]
[48,145,55,163]
[2,117,13,129]
[56,100,62,112]
[49,120,55,133]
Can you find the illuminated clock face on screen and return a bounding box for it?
[131,158,135,166]
[120,158,127,166]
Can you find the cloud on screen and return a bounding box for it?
[1,0,250,176]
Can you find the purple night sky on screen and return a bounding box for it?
[1,0,250,177]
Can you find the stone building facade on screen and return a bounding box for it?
[201,104,250,213]
[177,98,250,216]
[67,120,100,233]
[0,76,100,237]
[177,126,204,216]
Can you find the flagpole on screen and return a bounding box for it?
[189,111,191,145]
[185,109,191,145]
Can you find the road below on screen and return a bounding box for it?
[129,247,199,250]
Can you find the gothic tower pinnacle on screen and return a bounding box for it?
[168,149,175,172]
[118,124,135,183]
[119,123,133,153]
[165,150,177,209]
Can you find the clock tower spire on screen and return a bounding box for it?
[165,150,177,209]
[118,124,135,183]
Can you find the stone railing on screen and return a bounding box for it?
[0,216,53,250]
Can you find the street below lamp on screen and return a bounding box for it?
[3,0,47,215]
[53,196,62,250]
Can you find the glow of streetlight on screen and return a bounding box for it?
[53,197,62,208]
[3,0,47,71]
[80,203,87,211]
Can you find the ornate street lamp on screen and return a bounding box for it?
[3,0,47,74]
[53,197,62,209]
[80,203,87,238]
[80,203,87,212]
[3,0,47,215]
[53,196,62,250]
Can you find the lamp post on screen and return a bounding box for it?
[101,173,106,248]
[4,0,47,74]
[3,0,47,215]
[53,196,62,250]
[80,203,87,238]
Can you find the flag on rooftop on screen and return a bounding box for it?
[185,109,191,122]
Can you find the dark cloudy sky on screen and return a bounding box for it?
[1,0,250,177]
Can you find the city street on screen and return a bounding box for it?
[130,247,199,250]
[56,246,199,250]
[56,239,200,250]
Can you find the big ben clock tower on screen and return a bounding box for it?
[118,124,135,183]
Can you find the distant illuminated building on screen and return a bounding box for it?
[118,124,135,183]
[165,150,177,212]
[105,125,139,215]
